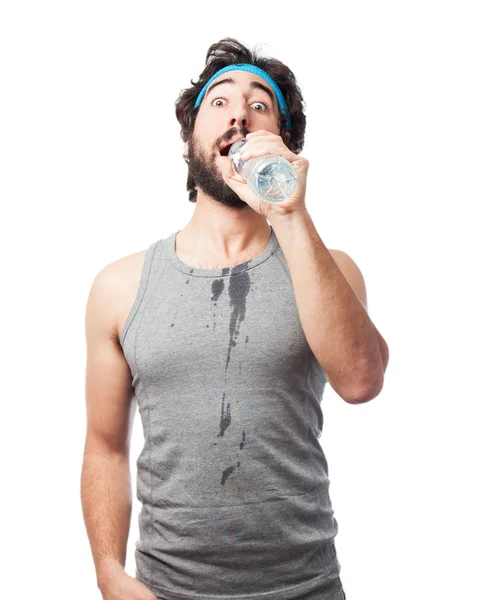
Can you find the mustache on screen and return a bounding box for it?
[217,126,250,150]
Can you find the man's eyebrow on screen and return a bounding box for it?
[204,77,235,100]
[250,80,275,106]
[204,77,276,107]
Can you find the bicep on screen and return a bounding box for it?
[325,249,369,388]
[329,249,368,313]
[83,266,135,459]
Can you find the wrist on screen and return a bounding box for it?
[269,207,311,229]
[96,557,126,591]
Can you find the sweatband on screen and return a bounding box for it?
[193,63,292,131]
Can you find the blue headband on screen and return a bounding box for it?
[193,63,292,131]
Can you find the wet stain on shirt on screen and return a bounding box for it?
[217,392,231,437]
[225,265,251,372]
[209,265,252,488]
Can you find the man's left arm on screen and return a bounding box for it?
[270,209,389,404]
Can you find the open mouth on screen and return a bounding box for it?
[219,142,235,157]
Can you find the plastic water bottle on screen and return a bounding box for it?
[228,139,297,204]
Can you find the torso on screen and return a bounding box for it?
[116,227,340,594]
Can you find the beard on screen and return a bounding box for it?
[186,130,249,210]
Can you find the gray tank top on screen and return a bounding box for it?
[119,225,341,600]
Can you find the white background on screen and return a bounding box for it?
[1,1,478,599]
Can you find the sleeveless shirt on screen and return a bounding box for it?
[119,225,342,600]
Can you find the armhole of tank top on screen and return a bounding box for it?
[274,248,292,283]
[119,240,158,349]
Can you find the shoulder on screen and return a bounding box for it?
[86,248,150,346]
[328,249,368,312]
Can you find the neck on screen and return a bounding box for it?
[176,194,271,265]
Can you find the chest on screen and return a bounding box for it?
[127,264,313,391]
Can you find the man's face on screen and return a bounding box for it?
[185,71,282,209]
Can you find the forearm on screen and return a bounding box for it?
[270,209,384,400]
[80,451,132,589]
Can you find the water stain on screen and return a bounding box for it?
[220,465,235,485]
[239,430,246,450]
[209,266,251,487]
[217,392,231,437]
[220,461,241,486]
[225,265,251,371]
[211,278,225,302]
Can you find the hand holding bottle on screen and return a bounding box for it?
[217,129,309,219]
[228,138,297,204]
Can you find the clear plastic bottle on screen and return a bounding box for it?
[228,139,297,204]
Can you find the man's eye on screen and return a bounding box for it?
[211,98,269,111]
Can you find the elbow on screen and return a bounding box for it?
[345,382,384,404]
[344,368,386,404]
[349,337,389,403]
[378,333,390,371]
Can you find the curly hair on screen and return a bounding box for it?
[174,37,307,203]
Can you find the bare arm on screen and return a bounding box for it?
[80,263,138,594]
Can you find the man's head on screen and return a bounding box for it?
[175,38,307,206]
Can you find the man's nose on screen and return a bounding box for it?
[229,102,249,128]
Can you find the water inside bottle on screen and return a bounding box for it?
[253,159,297,203]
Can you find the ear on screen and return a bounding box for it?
[282,130,291,147]
[182,140,189,160]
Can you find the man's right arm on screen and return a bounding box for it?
[80,263,152,598]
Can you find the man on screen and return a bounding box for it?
[81,38,389,600]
